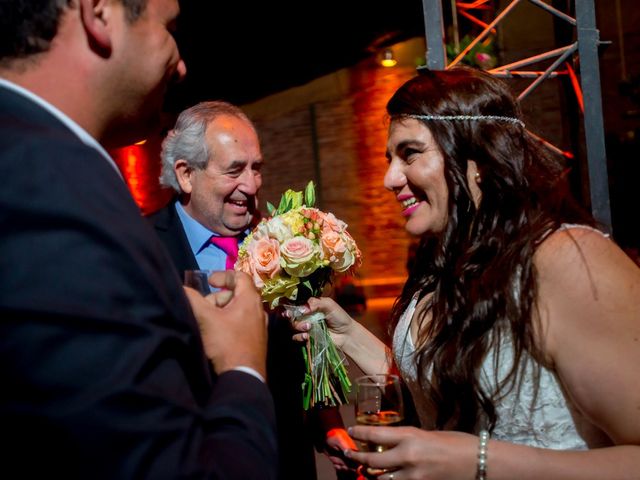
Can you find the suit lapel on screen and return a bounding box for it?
[147,203,200,275]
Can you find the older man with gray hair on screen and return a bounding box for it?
[148,100,358,479]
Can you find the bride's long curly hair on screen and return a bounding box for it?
[388,67,592,432]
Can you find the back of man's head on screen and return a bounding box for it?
[0,0,147,65]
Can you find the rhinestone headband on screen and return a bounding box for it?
[405,114,525,129]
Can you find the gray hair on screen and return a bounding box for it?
[159,101,256,193]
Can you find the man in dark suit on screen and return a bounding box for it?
[0,1,277,478]
[148,101,357,479]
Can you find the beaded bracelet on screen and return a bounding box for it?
[476,430,489,480]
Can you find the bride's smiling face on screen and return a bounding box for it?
[384,118,449,237]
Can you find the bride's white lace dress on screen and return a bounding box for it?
[393,295,588,450]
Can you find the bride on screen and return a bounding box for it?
[293,67,640,479]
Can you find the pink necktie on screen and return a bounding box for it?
[209,236,239,270]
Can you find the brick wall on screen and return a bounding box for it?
[248,57,422,297]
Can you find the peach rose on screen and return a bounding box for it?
[235,253,264,289]
[323,230,362,272]
[320,211,347,234]
[248,236,281,285]
[321,230,347,257]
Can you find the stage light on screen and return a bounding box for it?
[380,48,397,67]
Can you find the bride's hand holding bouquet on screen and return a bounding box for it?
[235,181,361,409]
[292,296,356,348]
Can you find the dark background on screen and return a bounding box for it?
[165,0,426,111]
[159,0,639,255]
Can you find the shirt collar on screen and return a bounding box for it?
[0,78,123,180]
[174,201,215,255]
[174,201,248,255]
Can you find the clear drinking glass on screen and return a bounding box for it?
[354,374,404,453]
[183,269,211,295]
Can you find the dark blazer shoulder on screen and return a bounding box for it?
[146,202,199,274]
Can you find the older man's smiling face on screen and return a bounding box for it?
[185,114,263,236]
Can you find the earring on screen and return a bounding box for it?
[474,172,481,183]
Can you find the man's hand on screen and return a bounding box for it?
[184,270,268,379]
[324,428,359,473]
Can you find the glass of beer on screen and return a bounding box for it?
[354,374,404,454]
[184,269,212,295]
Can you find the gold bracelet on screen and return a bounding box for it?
[476,430,489,480]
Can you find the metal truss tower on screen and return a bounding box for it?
[420,0,611,232]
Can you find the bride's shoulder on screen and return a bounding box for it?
[534,224,613,273]
[533,222,640,326]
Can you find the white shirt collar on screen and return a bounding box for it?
[0,78,123,180]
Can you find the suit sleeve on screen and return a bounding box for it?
[0,137,277,479]
[311,405,347,450]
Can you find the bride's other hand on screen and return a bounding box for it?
[345,427,478,480]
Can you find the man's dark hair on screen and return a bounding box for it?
[0,0,147,62]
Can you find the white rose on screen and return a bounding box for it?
[265,216,292,243]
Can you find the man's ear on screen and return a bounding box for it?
[79,0,112,56]
[175,159,193,194]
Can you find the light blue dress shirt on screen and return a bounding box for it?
[174,201,229,272]
[174,201,262,383]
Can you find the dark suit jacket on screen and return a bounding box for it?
[149,203,346,480]
[0,86,277,479]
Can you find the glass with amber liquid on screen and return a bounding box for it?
[354,374,404,454]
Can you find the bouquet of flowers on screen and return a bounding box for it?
[235,181,361,409]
